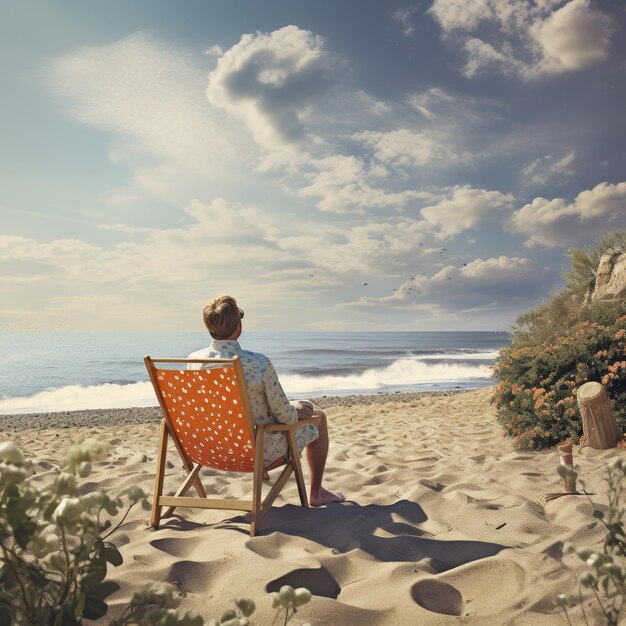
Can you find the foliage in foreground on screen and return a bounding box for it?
[0,439,151,625]
[0,440,312,626]
[556,458,626,626]
[493,315,626,449]
[113,582,311,626]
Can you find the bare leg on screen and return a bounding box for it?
[306,409,345,506]
[264,456,287,472]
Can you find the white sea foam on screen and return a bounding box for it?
[281,358,492,395]
[0,358,493,414]
[0,382,158,415]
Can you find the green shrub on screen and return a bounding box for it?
[578,301,626,327]
[509,230,626,351]
[493,230,626,450]
[556,458,626,626]
[492,315,626,449]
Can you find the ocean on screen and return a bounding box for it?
[0,331,510,414]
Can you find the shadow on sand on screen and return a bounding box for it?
[217,499,508,573]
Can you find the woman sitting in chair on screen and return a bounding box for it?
[188,295,345,507]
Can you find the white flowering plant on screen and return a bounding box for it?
[0,440,313,626]
[268,585,312,626]
[556,457,626,625]
[0,439,151,625]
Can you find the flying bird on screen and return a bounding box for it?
[363,282,368,286]
[309,274,315,277]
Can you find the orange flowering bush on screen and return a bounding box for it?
[493,315,626,449]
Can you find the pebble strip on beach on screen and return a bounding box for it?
[0,389,479,432]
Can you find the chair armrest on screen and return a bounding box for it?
[262,417,318,432]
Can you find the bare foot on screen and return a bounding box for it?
[310,487,346,506]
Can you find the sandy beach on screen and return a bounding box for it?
[2,388,621,625]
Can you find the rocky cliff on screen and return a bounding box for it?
[588,252,626,302]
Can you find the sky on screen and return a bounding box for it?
[1,0,625,333]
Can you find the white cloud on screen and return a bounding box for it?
[355,91,391,116]
[49,32,249,206]
[297,154,425,213]
[419,186,515,239]
[0,184,559,331]
[349,87,499,176]
[393,6,419,36]
[405,87,457,119]
[279,218,433,276]
[510,181,626,247]
[463,38,524,78]
[522,150,576,186]
[205,45,224,57]
[1,197,471,330]
[340,255,554,323]
[206,25,336,151]
[352,128,455,168]
[535,0,613,74]
[278,186,517,276]
[48,28,487,230]
[98,223,156,235]
[429,0,613,80]
[460,256,539,280]
[0,199,306,331]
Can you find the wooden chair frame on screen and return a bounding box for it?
[145,356,316,537]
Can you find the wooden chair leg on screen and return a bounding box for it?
[169,437,207,498]
[250,427,265,537]
[151,419,169,528]
[260,464,293,517]
[162,464,203,519]
[287,430,308,508]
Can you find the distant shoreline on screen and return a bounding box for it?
[0,387,486,432]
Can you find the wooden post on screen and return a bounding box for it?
[557,441,576,493]
[577,382,619,449]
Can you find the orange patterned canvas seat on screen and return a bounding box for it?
[156,367,255,472]
[145,356,314,536]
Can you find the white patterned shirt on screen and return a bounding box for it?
[187,340,318,465]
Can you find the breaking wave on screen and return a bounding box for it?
[280,358,492,395]
[0,358,493,414]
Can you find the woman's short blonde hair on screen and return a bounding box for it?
[203,295,243,339]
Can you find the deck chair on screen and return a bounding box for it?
[144,356,315,537]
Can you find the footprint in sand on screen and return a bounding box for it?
[411,579,463,616]
[418,479,444,492]
[266,567,341,599]
[150,537,200,559]
[418,558,526,616]
[167,560,217,594]
[469,454,486,463]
